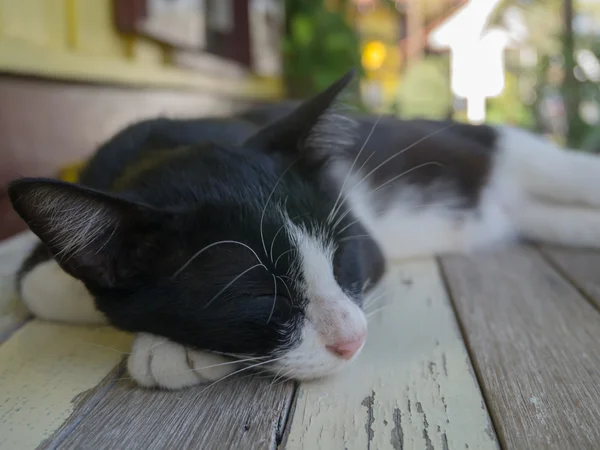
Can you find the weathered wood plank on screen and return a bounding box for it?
[0,231,37,340]
[0,321,132,450]
[440,248,600,449]
[284,259,499,450]
[539,245,600,310]
[40,363,127,449]
[50,374,295,450]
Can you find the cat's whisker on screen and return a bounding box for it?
[260,159,299,259]
[178,356,267,376]
[364,293,387,311]
[331,149,378,230]
[204,263,265,308]
[269,203,289,262]
[274,367,296,386]
[274,248,295,268]
[269,211,308,262]
[332,161,445,232]
[371,161,444,194]
[364,286,387,302]
[79,339,132,355]
[270,362,289,385]
[199,357,284,394]
[353,124,454,190]
[355,149,377,178]
[90,337,169,358]
[366,305,392,318]
[328,115,382,224]
[193,355,265,371]
[332,207,355,232]
[252,367,277,378]
[212,350,268,360]
[116,354,270,383]
[277,275,295,306]
[336,218,361,235]
[364,289,387,306]
[267,274,278,324]
[172,240,266,279]
[330,124,455,228]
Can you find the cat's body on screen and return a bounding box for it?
[10,71,600,389]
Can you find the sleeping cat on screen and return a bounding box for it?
[9,70,600,389]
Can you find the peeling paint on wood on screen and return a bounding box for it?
[283,260,499,450]
[361,391,375,447]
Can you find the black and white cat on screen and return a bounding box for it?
[9,70,600,389]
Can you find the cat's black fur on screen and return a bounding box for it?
[9,70,497,363]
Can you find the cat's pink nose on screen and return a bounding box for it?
[326,333,366,360]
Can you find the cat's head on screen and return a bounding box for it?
[8,70,386,381]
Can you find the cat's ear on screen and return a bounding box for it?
[8,178,166,288]
[243,69,357,163]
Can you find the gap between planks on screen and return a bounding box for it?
[440,247,600,450]
[437,256,509,450]
[538,244,600,313]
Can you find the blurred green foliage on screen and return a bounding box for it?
[575,38,600,150]
[283,0,361,99]
[487,72,535,128]
[581,125,600,152]
[395,56,452,120]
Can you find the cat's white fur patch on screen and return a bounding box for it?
[127,333,239,389]
[494,125,600,247]
[274,221,367,379]
[494,125,600,207]
[20,258,108,325]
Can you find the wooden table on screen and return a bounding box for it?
[1,233,599,449]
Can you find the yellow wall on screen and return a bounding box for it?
[0,0,281,99]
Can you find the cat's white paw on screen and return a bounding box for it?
[127,333,240,390]
[20,259,109,325]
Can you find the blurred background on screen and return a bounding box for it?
[0,0,599,239]
[283,0,600,148]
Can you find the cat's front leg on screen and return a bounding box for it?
[127,333,240,389]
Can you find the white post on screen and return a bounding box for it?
[466,95,486,124]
